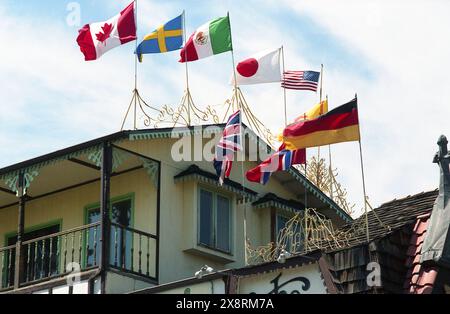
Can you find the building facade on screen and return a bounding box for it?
[0,125,350,294]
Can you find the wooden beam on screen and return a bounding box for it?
[100,142,112,294]
[14,173,26,289]
[68,158,101,171]
[0,186,16,195]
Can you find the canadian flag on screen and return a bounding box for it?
[231,48,281,85]
[76,2,136,61]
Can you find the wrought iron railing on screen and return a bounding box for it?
[110,222,157,280]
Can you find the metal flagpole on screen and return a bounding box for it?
[326,95,333,198]
[121,0,139,131]
[281,46,287,126]
[182,10,191,125]
[133,0,139,130]
[316,64,324,182]
[228,12,249,264]
[355,93,370,243]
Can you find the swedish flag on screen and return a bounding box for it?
[136,14,183,62]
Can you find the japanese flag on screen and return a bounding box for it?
[231,48,281,85]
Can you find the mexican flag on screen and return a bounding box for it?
[179,16,232,63]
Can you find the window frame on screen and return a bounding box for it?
[82,193,135,268]
[197,187,233,255]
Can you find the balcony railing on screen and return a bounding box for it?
[0,244,15,290]
[0,222,157,291]
[1,222,100,291]
[110,222,157,279]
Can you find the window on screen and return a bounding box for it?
[198,188,232,253]
[85,197,133,269]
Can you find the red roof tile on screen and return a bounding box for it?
[404,213,439,294]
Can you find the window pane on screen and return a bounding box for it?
[110,199,132,269]
[276,215,289,236]
[216,195,230,252]
[111,199,132,226]
[199,190,213,247]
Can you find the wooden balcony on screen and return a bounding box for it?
[0,222,157,292]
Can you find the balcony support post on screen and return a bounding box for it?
[99,142,112,294]
[14,172,26,289]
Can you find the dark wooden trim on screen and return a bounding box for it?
[0,131,129,177]
[0,187,15,195]
[0,201,19,211]
[14,172,25,289]
[68,158,101,171]
[155,158,161,284]
[110,222,157,239]
[111,144,159,164]
[318,255,339,294]
[107,267,158,284]
[100,142,112,294]
[226,274,238,294]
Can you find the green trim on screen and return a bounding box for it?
[82,193,135,268]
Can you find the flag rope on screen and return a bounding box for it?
[355,94,370,243]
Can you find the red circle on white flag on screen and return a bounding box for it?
[237,58,258,77]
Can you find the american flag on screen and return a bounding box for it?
[213,110,242,185]
[282,70,320,91]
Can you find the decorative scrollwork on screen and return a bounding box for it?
[121,88,221,130]
[245,208,369,265]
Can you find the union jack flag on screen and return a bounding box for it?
[246,143,305,185]
[213,110,242,185]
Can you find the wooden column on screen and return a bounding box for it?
[99,142,112,294]
[14,172,26,289]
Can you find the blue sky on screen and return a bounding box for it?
[1,0,449,216]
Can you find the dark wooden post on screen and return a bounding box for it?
[14,172,26,289]
[100,142,112,294]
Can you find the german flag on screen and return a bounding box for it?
[282,98,360,150]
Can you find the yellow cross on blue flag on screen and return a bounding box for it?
[135,13,183,62]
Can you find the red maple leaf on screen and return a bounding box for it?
[95,23,113,45]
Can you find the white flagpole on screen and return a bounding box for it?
[133,0,139,130]
[281,46,287,126]
[316,64,323,162]
[182,10,191,125]
[227,12,248,264]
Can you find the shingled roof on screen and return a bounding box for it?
[341,189,438,247]
[325,189,438,294]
